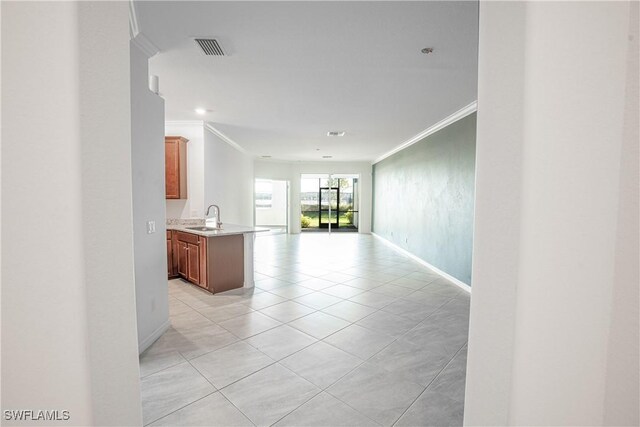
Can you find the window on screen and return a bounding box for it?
[255,180,273,209]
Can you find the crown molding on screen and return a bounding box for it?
[255,158,297,164]
[129,1,160,58]
[129,0,139,38]
[372,101,478,165]
[204,123,250,155]
[131,32,160,58]
[165,120,204,128]
[164,121,250,156]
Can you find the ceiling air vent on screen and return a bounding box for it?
[195,38,226,56]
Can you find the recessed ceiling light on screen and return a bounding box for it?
[421,47,434,54]
[322,155,333,159]
[195,108,207,115]
[327,131,346,137]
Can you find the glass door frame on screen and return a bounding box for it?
[318,186,339,229]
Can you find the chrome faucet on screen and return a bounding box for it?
[205,204,222,229]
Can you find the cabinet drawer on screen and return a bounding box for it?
[175,231,200,245]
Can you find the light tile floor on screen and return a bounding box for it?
[141,233,470,426]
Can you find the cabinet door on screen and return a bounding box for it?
[177,241,188,278]
[167,238,172,277]
[165,140,180,199]
[165,136,188,199]
[199,237,208,289]
[187,243,200,284]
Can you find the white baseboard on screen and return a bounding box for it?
[371,232,471,293]
[138,319,171,355]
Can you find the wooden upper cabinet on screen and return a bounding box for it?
[165,136,188,199]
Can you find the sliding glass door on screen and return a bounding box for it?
[319,187,339,228]
[300,174,359,233]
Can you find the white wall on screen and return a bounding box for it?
[165,122,205,219]
[255,180,288,226]
[465,2,639,426]
[164,123,255,226]
[462,2,525,423]
[2,2,142,425]
[131,42,170,353]
[254,160,372,234]
[603,2,639,424]
[204,130,254,226]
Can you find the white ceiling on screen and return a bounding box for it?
[136,1,478,162]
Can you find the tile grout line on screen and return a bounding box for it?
[269,295,440,422]
[314,296,464,424]
[155,235,467,426]
[142,390,219,427]
[390,341,468,427]
[162,350,220,422]
[250,261,457,371]
[139,356,189,380]
[174,278,413,425]
[263,363,329,427]
[315,293,455,363]
[185,354,262,426]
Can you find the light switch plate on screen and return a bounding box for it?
[147,220,156,234]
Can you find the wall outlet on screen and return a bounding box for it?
[147,220,156,234]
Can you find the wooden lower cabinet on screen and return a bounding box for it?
[177,241,188,278]
[207,235,244,293]
[167,230,178,278]
[167,231,172,277]
[174,231,207,289]
[187,242,201,284]
[167,229,243,294]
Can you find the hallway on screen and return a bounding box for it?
[140,234,470,426]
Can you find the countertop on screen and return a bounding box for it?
[167,223,270,237]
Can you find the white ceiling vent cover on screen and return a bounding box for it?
[195,38,226,56]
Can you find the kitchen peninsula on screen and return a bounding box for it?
[166,221,266,294]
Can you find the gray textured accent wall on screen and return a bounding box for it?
[373,113,477,285]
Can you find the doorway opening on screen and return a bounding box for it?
[300,174,359,232]
[254,179,289,234]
